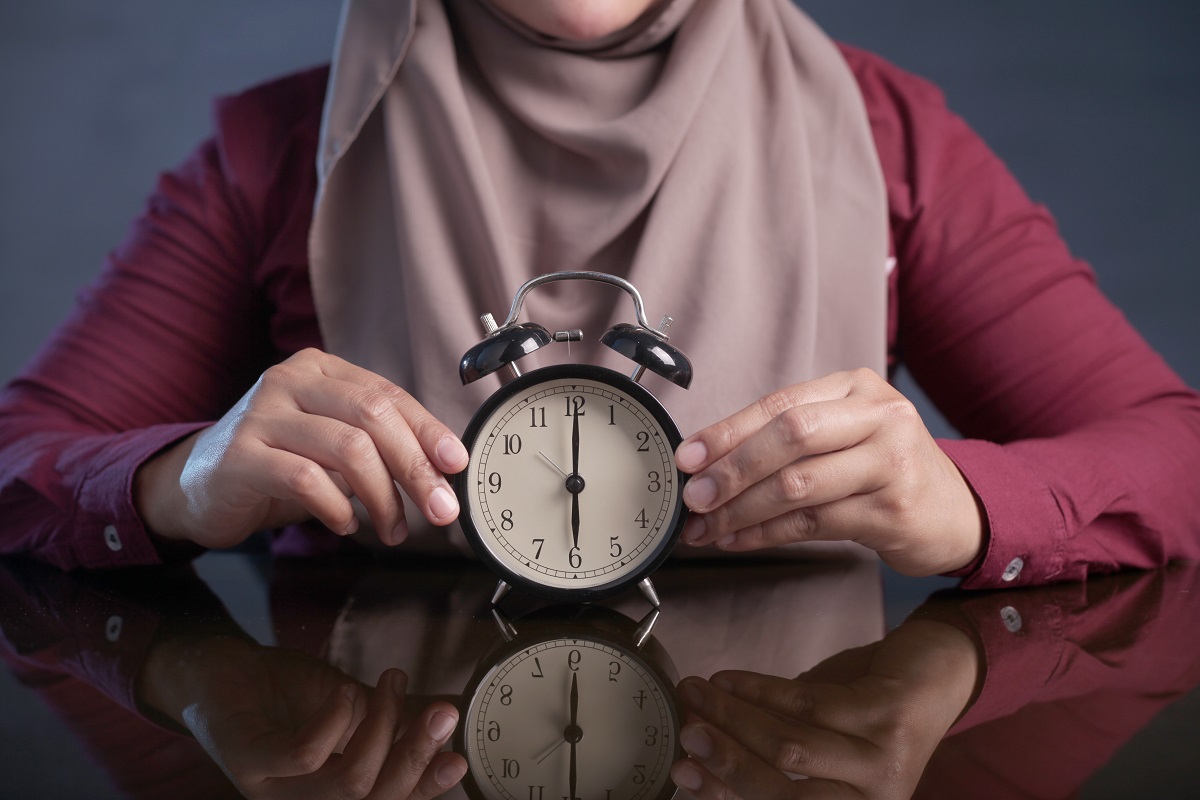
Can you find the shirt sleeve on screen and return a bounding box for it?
[0,132,275,569]
[846,45,1200,588]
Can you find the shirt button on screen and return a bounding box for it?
[104,524,122,552]
[105,616,124,643]
[1001,557,1024,582]
[1000,606,1022,633]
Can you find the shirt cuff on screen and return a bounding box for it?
[73,423,211,569]
[937,438,1067,589]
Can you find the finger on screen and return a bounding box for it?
[677,678,876,784]
[682,445,887,547]
[675,370,872,474]
[278,682,361,776]
[258,410,408,541]
[290,375,463,529]
[698,491,891,554]
[238,444,358,535]
[364,701,462,799]
[709,671,878,734]
[681,396,879,514]
[673,720,805,798]
[328,669,409,794]
[312,353,470,475]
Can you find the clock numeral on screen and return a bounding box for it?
[529,406,547,428]
[636,431,650,452]
[633,689,647,709]
[635,508,649,529]
[499,685,513,705]
[645,725,659,746]
[568,649,581,672]
[564,395,586,417]
[647,471,661,492]
[503,434,522,455]
[488,720,501,741]
[609,536,623,558]
[502,758,520,779]
[531,657,544,678]
[500,510,514,531]
[609,660,621,682]
[608,404,617,426]
[569,546,582,569]
[532,539,545,559]
[488,472,502,493]
[529,788,544,800]
[633,765,647,785]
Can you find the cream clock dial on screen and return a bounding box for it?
[457,632,681,800]
[456,364,686,603]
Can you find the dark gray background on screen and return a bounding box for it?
[0,1,1197,797]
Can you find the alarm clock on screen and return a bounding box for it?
[455,605,682,800]
[454,272,693,607]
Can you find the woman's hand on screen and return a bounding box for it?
[136,348,468,548]
[140,636,466,799]
[669,620,979,799]
[675,368,983,576]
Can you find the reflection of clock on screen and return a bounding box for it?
[455,272,693,606]
[455,606,681,800]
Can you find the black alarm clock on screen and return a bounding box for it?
[455,605,682,800]
[454,272,693,607]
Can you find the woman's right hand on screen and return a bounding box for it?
[135,348,468,548]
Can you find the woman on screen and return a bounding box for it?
[2,0,1198,795]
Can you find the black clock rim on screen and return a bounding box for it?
[453,363,689,604]
[453,622,684,800]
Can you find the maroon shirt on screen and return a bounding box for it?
[1,48,1198,587]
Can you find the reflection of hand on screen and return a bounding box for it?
[139,635,466,799]
[135,348,468,549]
[670,620,978,799]
[675,369,982,576]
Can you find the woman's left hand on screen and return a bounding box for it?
[675,368,982,576]
[669,619,980,799]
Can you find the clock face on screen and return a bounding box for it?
[459,635,681,800]
[456,365,686,600]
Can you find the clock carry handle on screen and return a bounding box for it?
[458,271,693,388]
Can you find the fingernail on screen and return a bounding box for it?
[436,759,467,787]
[391,518,409,545]
[681,725,714,759]
[712,675,733,692]
[437,436,468,468]
[683,477,717,510]
[716,533,736,549]
[673,762,703,792]
[676,440,707,471]
[679,681,703,711]
[429,486,458,522]
[344,516,360,536]
[391,671,407,700]
[681,515,706,545]
[428,710,457,740]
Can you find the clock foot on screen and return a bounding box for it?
[637,577,661,608]
[491,608,518,642]
[634,607,661,648]
[491,580,512,606]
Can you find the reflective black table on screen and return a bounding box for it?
[2,551,1197,798]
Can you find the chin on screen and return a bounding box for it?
[523,0,661,42]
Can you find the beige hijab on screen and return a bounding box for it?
[310,0,889,554]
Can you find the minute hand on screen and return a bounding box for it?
[571,411,580,550]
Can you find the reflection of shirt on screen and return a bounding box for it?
[1,47,1197,587]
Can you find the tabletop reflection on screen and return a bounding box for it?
[1,555,1197,798]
